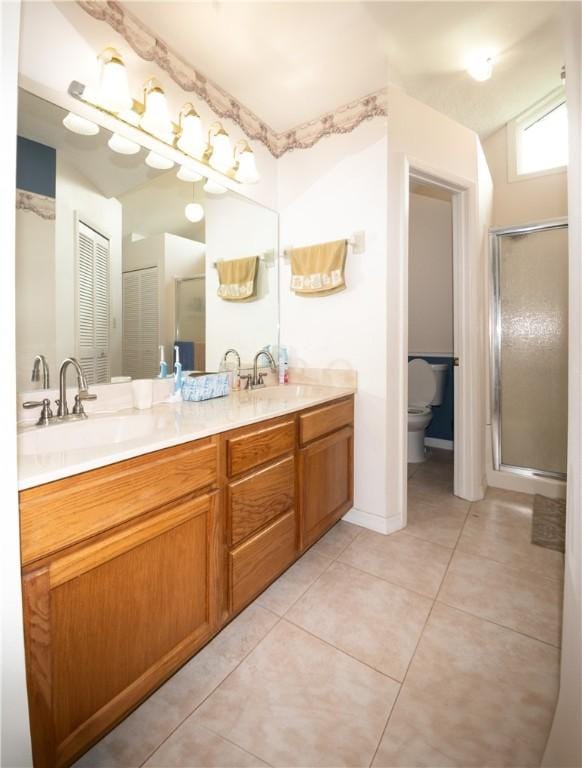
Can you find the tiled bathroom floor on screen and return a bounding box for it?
[76,450,564,768]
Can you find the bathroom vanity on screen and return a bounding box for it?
[18,388,354,767]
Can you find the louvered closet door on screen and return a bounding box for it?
[122,267,159,379]
[77,221,111,384]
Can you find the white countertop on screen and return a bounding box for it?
[17,384,355,491]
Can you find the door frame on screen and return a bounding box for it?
[393,154,486,530]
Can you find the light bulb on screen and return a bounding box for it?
[145,151,174,170]
[177,165,204,183]
[235,143,260,183]
[185,202,204,223]
[98,49,133,113]
[108,133,140,155]
[177,105,205,158]
[140,81,174,141]
[203,179,227,195]
[63,112,99,136]
[467,52,494,82]
[209,126,233,172]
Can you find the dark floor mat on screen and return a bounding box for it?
[532,495,566,553]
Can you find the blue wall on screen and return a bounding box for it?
[16,136,56,198]
[409,355,454,441]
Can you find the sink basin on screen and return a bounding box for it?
[18,413,160,457]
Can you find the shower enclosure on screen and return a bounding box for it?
[490,219,568,480]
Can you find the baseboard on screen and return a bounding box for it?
[425,437,454,450]
[342,507,403,535]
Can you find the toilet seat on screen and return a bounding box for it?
[408,405,431,416]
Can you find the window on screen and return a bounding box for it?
[508,89,568,180]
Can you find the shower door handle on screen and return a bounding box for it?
[453,357,460,367]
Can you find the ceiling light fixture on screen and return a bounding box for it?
[177,165,204,183]
[67,49,260,186]
[140,78,174,142]
[234,140,260,184]
[208,123,234,173]
[108,132,141,155]
[145,151,174,170]
[467,52,494,82]
[97,47,133,113]
[203,179,227,195]
[185,202,205,223]
[62,112,100,136]
[177,103,206,159]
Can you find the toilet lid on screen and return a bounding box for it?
[408,358,437,406]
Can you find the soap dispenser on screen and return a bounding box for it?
[173,345,183,393]
[158,345,168,378]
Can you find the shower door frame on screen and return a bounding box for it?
[490,217,568,481]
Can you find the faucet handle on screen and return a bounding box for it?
[23,399,53,426]
[79,390,97,401]
[72,391,96,417]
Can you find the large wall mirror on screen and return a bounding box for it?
[15,89,279,392]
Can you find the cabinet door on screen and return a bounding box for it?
[23,492,222,768]
[299,426,354,550]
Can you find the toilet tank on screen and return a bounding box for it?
[430,363,448,406]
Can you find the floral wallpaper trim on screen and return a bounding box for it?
[77,0,387,158]
[16,190,56,221]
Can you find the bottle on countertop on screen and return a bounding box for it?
[173,345,183,394]
[278,345,289,385]
[158,345,168,379]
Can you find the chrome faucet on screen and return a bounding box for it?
[31,354,50,389]
[56,358,97,418]
[244,349,277,389]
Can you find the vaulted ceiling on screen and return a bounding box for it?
[124,1,564,138]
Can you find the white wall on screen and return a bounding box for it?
[483,125,568,227]
[205,193,279,369]
[408,192,453,356]
[278,118,390,532]
[55,154,122,377]
[15,206,56,390]
[386,86,493,524]
[0,0,33,762]
[543,4,582,765]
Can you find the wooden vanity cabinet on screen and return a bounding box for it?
[20,397,354,767]
[298,398,354,550]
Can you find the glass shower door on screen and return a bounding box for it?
[491,221,568,479]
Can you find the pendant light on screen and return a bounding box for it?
[97,48,133,113]
[185,202,205,223]
[234,141,260,183]
[140,78,174,142]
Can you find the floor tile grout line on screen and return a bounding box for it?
[191,723,275,768]
[138,613,284,767]
[272,552,337,618]
[450,543,566,587]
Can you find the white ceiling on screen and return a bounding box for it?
[126,1,564,138]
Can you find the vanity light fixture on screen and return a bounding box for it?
[140,78,174,142]
[177,103,206,159]
[177,164,204,183]
[97,47,133,113]
[184,202,205,223]
[203,178,227,195]
[108,132,141,155]
[234,140,260,184]
[467,51,494,82]
[207,123,234,173]
[62,112,100,136]
[145,151,174,170]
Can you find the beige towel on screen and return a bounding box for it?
[289,239,347,296]
[216,256,258,301]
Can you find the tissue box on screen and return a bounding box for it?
[182,372,230,402]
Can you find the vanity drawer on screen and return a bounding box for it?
[20,437,219,566]
[229,509,297,613]
[299,397,354,446]
[228,456,295,546]
[225,417,296,477]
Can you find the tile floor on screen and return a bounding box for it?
[76,449,564,768]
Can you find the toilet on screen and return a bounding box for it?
[407,359,448,463]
